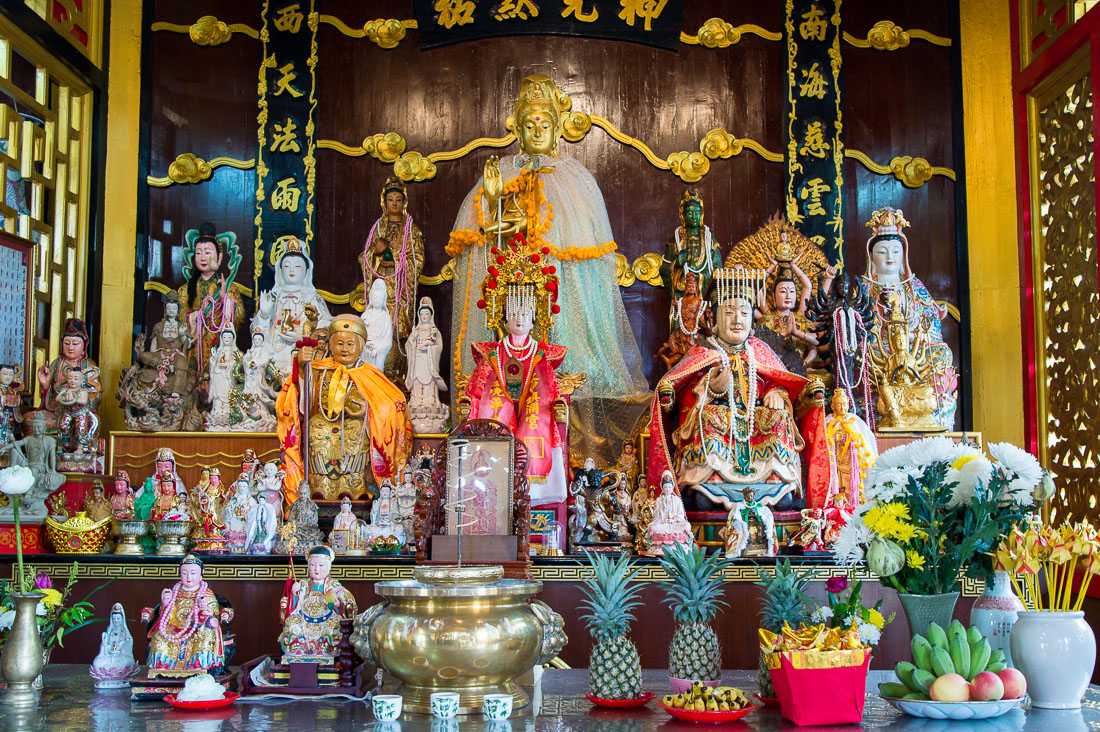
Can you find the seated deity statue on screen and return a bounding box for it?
[221,473,254,552]
[152,447,188,499]
[0,412,65,518]
[141,554,230,678]
[110,471,135,520]
[720,486,778,558]
[329,496,358,554]
[90,602,139,688]
[277,314,412,504]
[645,470,694,556]
[37,318,101,436]
[152,471,190,521]
[273,481,324,554]
[649,269,830,511]
[82,480,112,522]
[361,177,425,380]
[176,223,245,381]
[252,238,333,380]
[366,479,405,548]
[362,279,393,373]
[278,545,357,664]
[860,207,956,429]
[190,467,227,551]
[460,283,568,506]
[869,292,944,432]
[244,477,282,555]
[405,297,448,434]
[449,74,648,468]
[824,389,877,505]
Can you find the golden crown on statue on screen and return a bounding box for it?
[866,206,910,239]
[478,234,560,340]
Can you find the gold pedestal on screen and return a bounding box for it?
[112,519,149,555]
[153,520,192,556]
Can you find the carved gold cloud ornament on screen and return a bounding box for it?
[317,15,418,49]
[150,16,259,45]
[844,150,955,188]
[146,153,256,187]
[842,21,951,50]
[680,18,782,47]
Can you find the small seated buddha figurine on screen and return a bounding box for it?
[645,470,694,556]
[277,313,412,504]
[461,279,568,506]
[82,480,112,522]
[649,269,830,511]
[824,389,877,506]
[110,471,135,520]
[142,554,230,677]
[720,485,777,558]
[278,545,358,664]
[869,292,944,432]
[190,467,227,552]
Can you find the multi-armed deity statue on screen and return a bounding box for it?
[449,74,648,465]
[277,313,412,505]
[861,207,956,430]
[649,269,830,512]
[361,177,425,381]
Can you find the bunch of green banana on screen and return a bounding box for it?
[878,620,1007,700]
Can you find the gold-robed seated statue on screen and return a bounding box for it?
[869,291,945,432]
[276,314,412,505]
[648,269,832,512]
[278,545,358,664]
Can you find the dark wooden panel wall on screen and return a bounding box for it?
[140,0,963,406]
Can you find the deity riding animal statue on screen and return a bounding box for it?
[361,176,425,381]
[277,313,412,504]
[142,555,231,678]
[278,545,357,664]
[649,269,831,511]
[252,237,333,381]
[449,74,649,467]
[860,207,956,429]
[176,223,246,382]
[405,296,449,434]
[869,292,945,432]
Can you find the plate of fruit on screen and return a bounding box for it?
[658,684,757,723]
[878,620,1027,720]
[585,691,656,708]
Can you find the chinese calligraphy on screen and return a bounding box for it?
[798,62,828,99]
[798,4,827,41]
[270,117,301,153]
[618,0,668,32]
[494,0,539,21]
[273,3,304,33]
[799,178,831,217]
[435,0,477,28]
[798,121,830,159]
[274,62,304,98]
[271,177,303,212]
[561,0,598,21]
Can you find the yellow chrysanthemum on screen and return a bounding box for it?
[38,589,62,609]
[906,550,926,570]
[867,608,886,629]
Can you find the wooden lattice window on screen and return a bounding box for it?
[1031,63,1098,524]
[0,17,94,399]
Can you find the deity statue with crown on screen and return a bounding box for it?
[253,236,333,381]
[458,238,571,506]
[860,207,957,429]
[660,188,724,304]
[649,269,832,511]
[361,177,425,381]
[278,545,357,664]
[448,74,649,467]
[868,291,946,431]
[141,554,230,678]
[276,313,412,505]
[176,223,246,380]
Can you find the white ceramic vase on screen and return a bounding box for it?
[1010,611,1095,709]
[969,571,1025,667]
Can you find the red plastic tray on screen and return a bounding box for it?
[585,691,656,708]
[657,701,757,723]
[163,691,240,710]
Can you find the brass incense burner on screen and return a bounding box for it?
[351,565,566,714]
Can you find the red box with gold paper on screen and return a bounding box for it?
[761,624,871,726]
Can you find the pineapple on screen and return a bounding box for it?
[660,543,731,682]
[579,551,645,699]
[754,559,814,697]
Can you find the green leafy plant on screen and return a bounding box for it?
[0,563,110,651]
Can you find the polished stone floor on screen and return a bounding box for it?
[0,666,1096,731]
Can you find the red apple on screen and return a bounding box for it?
[969,671,1005,701]
[930,673,970,702]
[996,668,1027,700]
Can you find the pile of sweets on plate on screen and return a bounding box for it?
[661,684,750,712]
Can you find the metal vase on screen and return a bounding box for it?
[0,592,45,707]
[899,591,960,640]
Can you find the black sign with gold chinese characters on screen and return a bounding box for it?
[253,0,318,291]
[414,0,685,51]
[784,0,844,266]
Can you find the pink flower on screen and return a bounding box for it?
[33,572,51,590]
[825,577,848,594]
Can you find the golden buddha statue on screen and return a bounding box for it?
[278,545,357,664]
[869,292,944,432]
[276,314,412,504]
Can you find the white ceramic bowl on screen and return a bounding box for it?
[882,696,1024,720]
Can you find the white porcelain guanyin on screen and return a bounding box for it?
[1010,610,1095,709]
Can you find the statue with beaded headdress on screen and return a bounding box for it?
[141,554,229,678]
[649,269,832,512]
[361,176,425,382]
[660,188,724,304]
[176,223,246,378]
[276,313,412,506]
[449,74,649,466]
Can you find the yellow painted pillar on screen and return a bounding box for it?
[959,0,1025,446]
[97,0,142,433]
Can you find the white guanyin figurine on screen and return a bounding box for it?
[221,473,255,552]
[405,296,448,434]
[645,470,694,555]
[206,329,240,427]
[394,465,417,550]
[367,479,405,547]
[89,602,140,688]
[330,496,358,554]
[362,279,393,373]
[242,327,275,410]
[244,469,282,554]
[251,238,332,379]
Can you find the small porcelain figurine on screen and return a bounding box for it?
[330,496,358,554]
[153,447,188,499]
[278,545,358,663]
[720,486,778,558]
[89,602,140,688]
[244,478,281,554]
[273,481,324,554]
[645,470,694,556]
[825,389,876,506]
[567,471,590,546]
[152,471,182,520]
[823,492,854,548]
[394,466,417,550]
[792,508,828,552]
[83,480,112,522]
[142,554,230,678]
[0,412,65,518]
[110,471,135,520]
[56,365,100,456]
[405,297,448,433]
[190,467,228,552]
[367,480,406,548]
[0,364,23,456]
[221,473,254,552]
[362,279,393,373]
[205,329,241,430]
